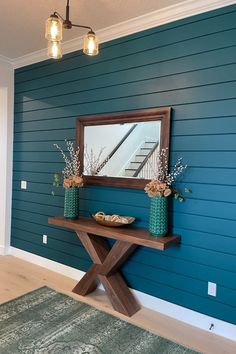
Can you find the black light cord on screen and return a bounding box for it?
[66,0,70,22]
[53,0,93,32]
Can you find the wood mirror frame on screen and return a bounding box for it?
[76,107,171,189]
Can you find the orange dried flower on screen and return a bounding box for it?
[63,176,83,188]
[144,179,172,198]
[63,178,73,188]
[72,176,83,187]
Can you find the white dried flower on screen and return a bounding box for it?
[54,140,83,188]
[144,148,187,198]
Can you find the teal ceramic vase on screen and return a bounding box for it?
[149,196,168,237]
[64,187,79,219]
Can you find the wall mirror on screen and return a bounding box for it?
[76,107,171,189]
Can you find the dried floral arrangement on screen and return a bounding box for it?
[144,148,188,201]
[84,145,109,176]
[52,140,83,193]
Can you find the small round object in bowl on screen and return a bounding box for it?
[92,212,135,227]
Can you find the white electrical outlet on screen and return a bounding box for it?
[43,235,48,244]
[208,282,217,296]
[21,180,27,189]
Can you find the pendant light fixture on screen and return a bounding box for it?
[45,0,99,59]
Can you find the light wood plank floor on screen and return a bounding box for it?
[0,255,235,354]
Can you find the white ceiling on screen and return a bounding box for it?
[0,0,185,59]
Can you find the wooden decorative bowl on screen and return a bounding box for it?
[92,214,135,227]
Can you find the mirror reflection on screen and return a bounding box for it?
[83,121,161,179]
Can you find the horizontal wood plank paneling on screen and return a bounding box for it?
[13,81,236,117]
[14,63,236,112]
[14,30,236,96]
[14,98,236,123]
[15,47,236,105]
[12,4,236,324]
[11,237,91,271]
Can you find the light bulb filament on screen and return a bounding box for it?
[50,21,60,40]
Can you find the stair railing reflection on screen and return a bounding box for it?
[137,144,159,179]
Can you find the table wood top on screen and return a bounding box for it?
[48,216,181,251]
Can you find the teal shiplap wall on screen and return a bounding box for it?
[12,5,236,324]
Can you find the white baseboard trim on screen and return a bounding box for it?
[9,246,236,342]
[9,246,85,281]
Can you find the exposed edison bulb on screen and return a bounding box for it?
[83,31,99,56]
[47,41,62,59]
[45,15,62,41]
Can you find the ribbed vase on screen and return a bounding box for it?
[64,187,79,219]
[149,196,168,237]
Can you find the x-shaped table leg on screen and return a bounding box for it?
[72,231,141,316]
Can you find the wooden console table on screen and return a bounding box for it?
[48,216,181,317]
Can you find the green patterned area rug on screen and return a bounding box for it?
[0,287,200,354]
